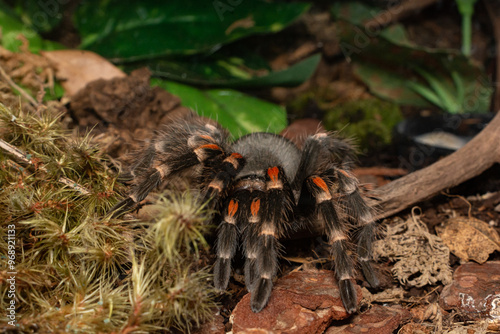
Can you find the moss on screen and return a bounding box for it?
[323,98,402,152]
[0,103,217,333]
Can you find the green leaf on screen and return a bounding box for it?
[353,63,431,108]
[75,0,310,61]
[406,81,443,108]
[413,67,461,113]
[151,79,287,137]
[135,53,320,88]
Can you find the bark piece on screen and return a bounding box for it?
[325,305,411,334]
[440,262,500,322]
[231,269,360,334]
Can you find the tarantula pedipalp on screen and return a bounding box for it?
[111,114,379,313]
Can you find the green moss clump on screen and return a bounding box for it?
[323,98,402,152]
[0,103,217,333]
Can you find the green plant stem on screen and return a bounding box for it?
[461,13,472,57]
[456,0,477,57]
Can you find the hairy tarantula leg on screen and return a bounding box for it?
[109,167,164,217]
[336,168,379,288]
[292,135,323,191]
[203,152,245,203]
[250,166,288,313]
[214,199,240,291]
[243,195,264,291]
[307,175,358,314]
[109,139,230,217]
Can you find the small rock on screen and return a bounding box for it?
[231,269,360,334]
[325,305,411,334]
[440,261,500,321]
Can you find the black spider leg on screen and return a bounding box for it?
[318,131,379,289]
[229,178,267,292]
[243,190,264,292]
[201,150,246,289]
[213,198,241,291]
[201,151,245,205]
[306,174,358,314]
[213,179,266,295]
[248,166,294,312]
[335,167,379,288]
[109,123,232,217]
[109,144,157,216]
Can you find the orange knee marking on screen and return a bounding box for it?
[312,177,330,193]
[224,152,244,169]
[231,152,243,159]
[338,169,351,178]
[228,200,238,217]
[200,135,214,141]
[250,199,260,217]
[267,166,279,182]
[200,144,222,151]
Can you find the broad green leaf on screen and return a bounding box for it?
[151,79,287,138]
[75,0,310,61]
[0,1,63,52]
[136,53,320,88]
[353,63,431,108]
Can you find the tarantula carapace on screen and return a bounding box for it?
[111,114,379,313]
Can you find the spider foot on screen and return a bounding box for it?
[109,197,136,218]
[360,261,380,289]
[250,277,273,312]
[214,258,231,291]
[339,279,358,314]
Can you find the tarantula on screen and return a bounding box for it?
[111,114,379,313]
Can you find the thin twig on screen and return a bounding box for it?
[0,138,90,195]
[0,64,39,108]
[363,0,439,28]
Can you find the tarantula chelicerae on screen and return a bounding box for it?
[111,114,379,313]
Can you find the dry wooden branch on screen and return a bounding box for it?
[0,64,39,108]
[372,111,500,220]
[0,138,90,195]
[363,0,439,28]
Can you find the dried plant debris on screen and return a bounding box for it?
[436,216,500,263]
[0,103,217,333]
[0,40,56,111]
[373,211,453,287]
